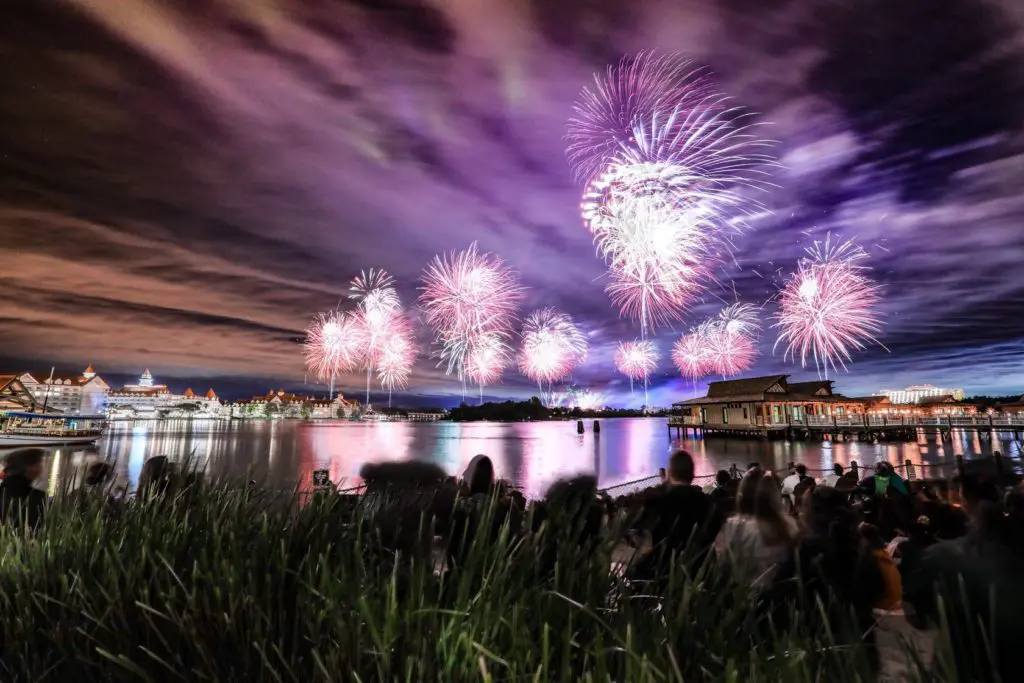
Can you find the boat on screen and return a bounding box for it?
[0,412,105,447]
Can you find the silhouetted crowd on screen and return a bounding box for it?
[360,451,1024,681]
[4,447,1024,680]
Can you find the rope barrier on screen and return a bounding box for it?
[596,452,1022,496]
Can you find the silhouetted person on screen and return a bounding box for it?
[819,463,844,487]
[84,461,115,488]
[633,451,716,579]
[0,448,47,530]
[532,476,604,578]
[714,469,797,591]
[904,475,1024,682]
[765,487,884,660]
[137,455,175,501]
[461,454,495,496]
[709,469,736,508]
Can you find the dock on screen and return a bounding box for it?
[668,414,1024,441]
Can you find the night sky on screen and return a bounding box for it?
[2,0,1024,405]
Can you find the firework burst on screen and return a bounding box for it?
[419,243,524,398]
[464,332,513,390]
[614,339,659,406]
[303,311,365,390]
[568,53,773,338]
[671,331,711,381]
[773,236,885,376]
[519,308,588,397]
[347,269,407,405]
[598,194,713,333]
[375,312,417,407]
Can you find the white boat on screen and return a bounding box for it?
[0,412,105,447]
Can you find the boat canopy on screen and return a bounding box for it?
[1,412,106,420]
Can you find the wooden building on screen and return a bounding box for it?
[672,375,872,435]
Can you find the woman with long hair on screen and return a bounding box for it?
[714,468,798,590]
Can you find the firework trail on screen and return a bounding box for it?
[349,269,404,406]
[303,311,365,397]
[419,243,524,400]
[773,236,885,377]
[614,339,660,406]
[567,52,773,338]
[519,308,588,403]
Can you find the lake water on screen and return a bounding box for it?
[27,418,1024,499]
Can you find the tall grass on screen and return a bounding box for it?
[0,483,933,682]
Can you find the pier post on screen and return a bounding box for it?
[576,420,584,435]
[994,452,1004,478]
[904,459,916,481]
[956,455,965,477]
[593,420,600,434]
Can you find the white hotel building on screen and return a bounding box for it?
[18,365,109,414]
[878,384,966,405]
[106,369,221,418]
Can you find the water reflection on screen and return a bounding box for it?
[10,418,1022,500]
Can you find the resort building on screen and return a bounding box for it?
[673,375,869,430]
[673,375,979,432]
[17,365,109,414]
[878,383,965,404]
[228,390,357,419]
[106,369,221,418]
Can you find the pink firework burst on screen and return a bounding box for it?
[614,339,659,382]
[518,308,588,386]
[773,236,885,375]
[375,313,416,407]
[303,311,365,382]
[706,303,761,377]
[672,331,711,381]
[599,194,713,333]
[419,242,524,390]
[464,332,512,388]
[567,52,717,183]
[349,268,406,405]
[567,51,774,192]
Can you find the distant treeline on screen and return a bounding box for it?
[447,398,670,422]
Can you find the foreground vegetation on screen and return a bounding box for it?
[0,483,945,682]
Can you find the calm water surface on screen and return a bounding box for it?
[32,418,1024,499]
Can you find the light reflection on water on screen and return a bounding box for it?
[22,418,1024,500]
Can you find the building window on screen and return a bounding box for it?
[722,408,729,424]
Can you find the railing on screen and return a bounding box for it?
[668,415,1024,429]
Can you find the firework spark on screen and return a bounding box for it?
[519,308,588,395]
[303,311,365,386]
[419,243,524,397]
[553,386,608,411]
[773,237,885,375]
